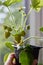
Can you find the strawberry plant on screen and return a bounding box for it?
[0,0,43,65]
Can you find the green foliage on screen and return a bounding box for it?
[7,27,12,32]
[14,33,21,43]
[3,8,25,32]
[19,45,34,65]
[19,49,34,65]
[3,25,12,32]
[13,29,26,43]
[39,0,43,7]
[19,50,29,65]
[39,27,43,32]
[20,30,26,36]
[0,0,43,65]
[3,25,12,39]
[3,0,22,6]
[31,0,43,11]
[3,25,8,30]
[4,53,9,63]
[13,10,25,29]
[5,31,11,38]
[5,42,14,51]
[3,8,25,43]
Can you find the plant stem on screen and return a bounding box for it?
[24,8,32,28]
[23,36,40,42]
[13,40,18,44]
[15,36,41,46]
[13,36,43,49]
[20,36,41,45]
[7,7,15,23]
[7,7,17,31]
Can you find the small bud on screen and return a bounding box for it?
[26,25,30,30]
[19,6,25,12]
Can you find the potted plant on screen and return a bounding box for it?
[0,0,43,65]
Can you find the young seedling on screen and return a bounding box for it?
[0,0,43,65]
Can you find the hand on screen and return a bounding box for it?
[4,53,38,65]
[32,59,38,65]
[4,53,16,65]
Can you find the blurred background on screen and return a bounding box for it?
[0,0,43,65]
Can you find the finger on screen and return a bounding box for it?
[7,53,16,63]
[13,58,16,65]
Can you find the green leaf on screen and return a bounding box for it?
[4,8,25,31]
[5,31,11,38]
[19,50,29,65]
[3,25,12,31]
[5,42,14,51]
[39,0,43,7]
[3,0,22,6]
[39,27,43,32]
[13,33,21,43]
[31,0,43,12]
[4,53,9,63]
[19,45,34,65]
[20,30,26,36]
[3,0,15,6]
[7,27,12,31]
[16,0,22,2]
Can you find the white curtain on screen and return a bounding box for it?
[25,0,43,63]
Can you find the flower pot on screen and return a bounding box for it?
[14,45,43,65]
[30,45,43,65]
[14,47,21,65]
